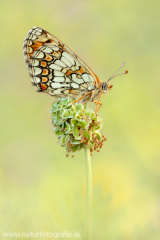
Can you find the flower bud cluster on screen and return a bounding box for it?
[51,98,106,156]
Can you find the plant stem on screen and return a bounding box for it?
[85,147,92,240]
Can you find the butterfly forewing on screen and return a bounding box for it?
[23,27,99,98]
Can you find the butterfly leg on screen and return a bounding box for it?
[74,91,92,104]
[94,91,103,115]
[94,101,102,114]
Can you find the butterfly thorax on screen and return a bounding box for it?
[89,80,103,102]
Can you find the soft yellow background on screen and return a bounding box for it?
[0,0,160,239]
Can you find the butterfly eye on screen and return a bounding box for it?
[102,82,108,91]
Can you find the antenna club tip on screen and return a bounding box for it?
[125,70,128,74]
[122,62,125,66]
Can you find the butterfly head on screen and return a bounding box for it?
[102,82,113,93]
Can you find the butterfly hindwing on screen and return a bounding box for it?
[23,27,97,98]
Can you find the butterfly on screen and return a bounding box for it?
[23,27,128,114]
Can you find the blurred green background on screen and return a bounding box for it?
[0,0,160,239]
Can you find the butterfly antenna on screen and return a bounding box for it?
[107,62,128,82]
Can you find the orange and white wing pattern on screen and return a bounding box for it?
[23,27,101,99]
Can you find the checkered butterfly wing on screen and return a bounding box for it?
[23,27,99,98]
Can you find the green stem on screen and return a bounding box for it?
[85,147,92,240]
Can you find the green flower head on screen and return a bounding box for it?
[51,97,107,157]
